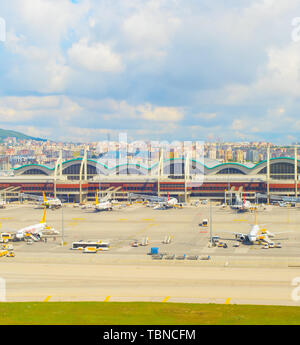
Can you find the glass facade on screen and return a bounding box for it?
[21,168,48,175]
[62,164,98,180]
[258,163,297,179]
[217,168,245,175]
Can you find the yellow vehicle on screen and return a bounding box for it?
[0,250,8,257]
[6,251,15,257]
[83,247,97,254]
[0,233,11,243]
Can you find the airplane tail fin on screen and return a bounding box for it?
[95,191,99,204]
[236,193,241,205]
[42,191,47,202]
[167,192,169,201]
[41,207,47,223]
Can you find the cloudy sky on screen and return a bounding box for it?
[0,0,300,143]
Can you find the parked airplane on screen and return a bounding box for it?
[0,199,6,209]
[230,194,257,213]
[153,194,181,210]
[94,193,113,212]
[233,223,289,245]
[14,207,59,241]
[129,192,182,209]
[20,192,61,209]
[278,201,288,207]
[42,192,62,209]
[220,209,290,245]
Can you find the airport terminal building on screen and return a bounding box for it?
[1,148,300,203]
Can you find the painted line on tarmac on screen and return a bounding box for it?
[104,296,111,302]
[162,296,170,303]
[225,298,231,304]
[44,296,51,302]
[67,222,78,227]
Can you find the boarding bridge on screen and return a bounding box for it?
[0,186,21,202]
[98,186,122,201]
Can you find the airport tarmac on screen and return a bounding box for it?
[1,203,300,306]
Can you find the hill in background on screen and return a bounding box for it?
[0,128,47,142]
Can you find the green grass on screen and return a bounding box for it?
[1,302,300,325]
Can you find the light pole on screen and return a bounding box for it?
[61,202,64,246]
[209,198,213,247]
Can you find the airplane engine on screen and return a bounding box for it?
[235,234,245,241]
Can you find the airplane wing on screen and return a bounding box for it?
[269,231,294,235]
[217,237,240,241]
[20,193,44,202]
[128,193,167,203]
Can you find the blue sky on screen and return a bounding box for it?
[0,0,300,143]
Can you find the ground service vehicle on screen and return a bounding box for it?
[83,247,97,254]
[71,241,110,251]
[202,219,208,227]
[0,233,11,243]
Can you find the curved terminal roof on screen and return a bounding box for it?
[12,156,299,177]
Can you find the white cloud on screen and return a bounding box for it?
[1,0,300,142]
[136,104,184,122]
[0,95,82,123]
[68,38,124,73]
[122,1,181,59]
[232,119,246,131]
[194,113,217,120]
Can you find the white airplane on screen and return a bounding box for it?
[129,192,182,210]
[0,199,6,209]
[233,223,290,245]
[42,192,62,209]
[153,194,181,209]
[278,201,288,207]
[230,194,256,213]
[14,207,59,241]
[94,193,113,212]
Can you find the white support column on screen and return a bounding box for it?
[158,149,164,197]
[54,150,63,198]
[79,149,87,203]
[295,146,298,198]
[84,147,88,180]
[59,150,62,178]
[184,152,190,203]
[267,145,270,204]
